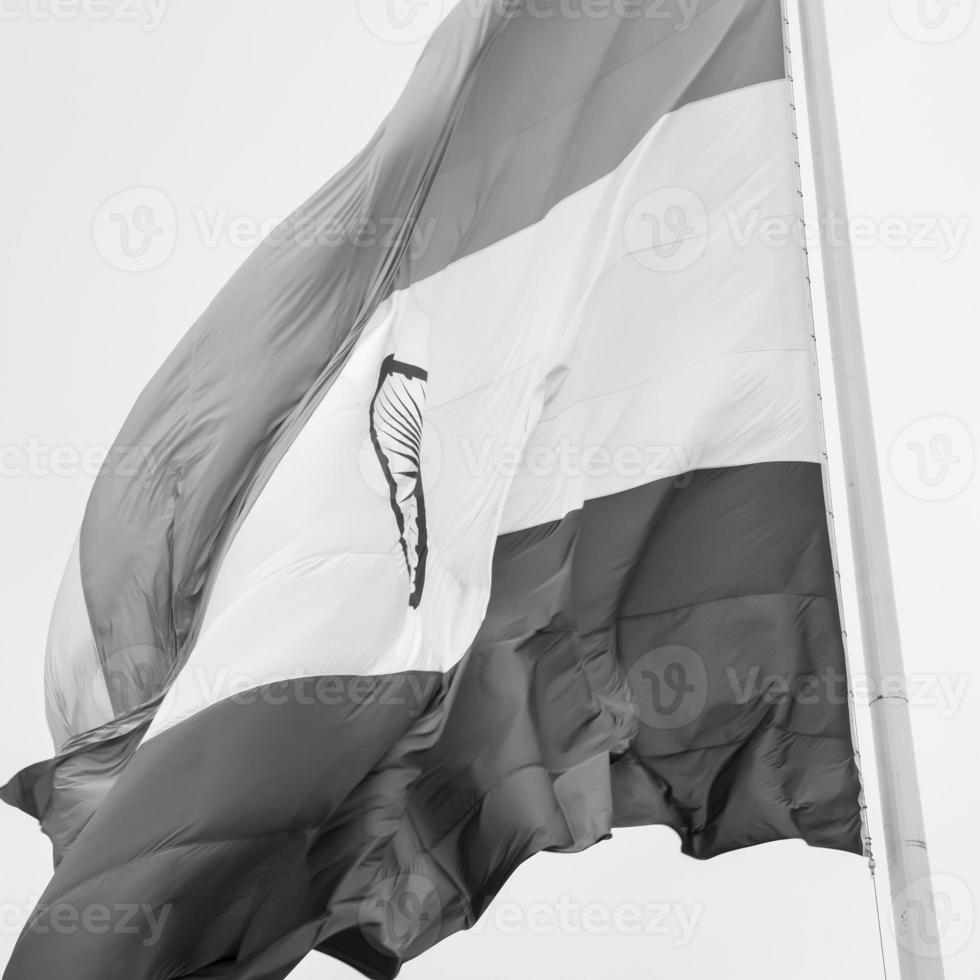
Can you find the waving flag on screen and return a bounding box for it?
[3,1,863,977]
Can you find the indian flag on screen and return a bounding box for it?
[3,2,863,978]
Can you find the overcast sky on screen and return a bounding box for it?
[1,2,977,977]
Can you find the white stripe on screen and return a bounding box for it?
[44,539,113,749]
[145,79,817,740]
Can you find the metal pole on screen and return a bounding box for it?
[794,2,945,977]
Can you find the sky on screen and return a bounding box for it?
[0,1,978,978]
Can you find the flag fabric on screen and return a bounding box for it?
[3,1,863,978]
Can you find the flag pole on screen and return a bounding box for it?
[794,2,945,977]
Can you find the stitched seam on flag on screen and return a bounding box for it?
[617,590,837,622]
